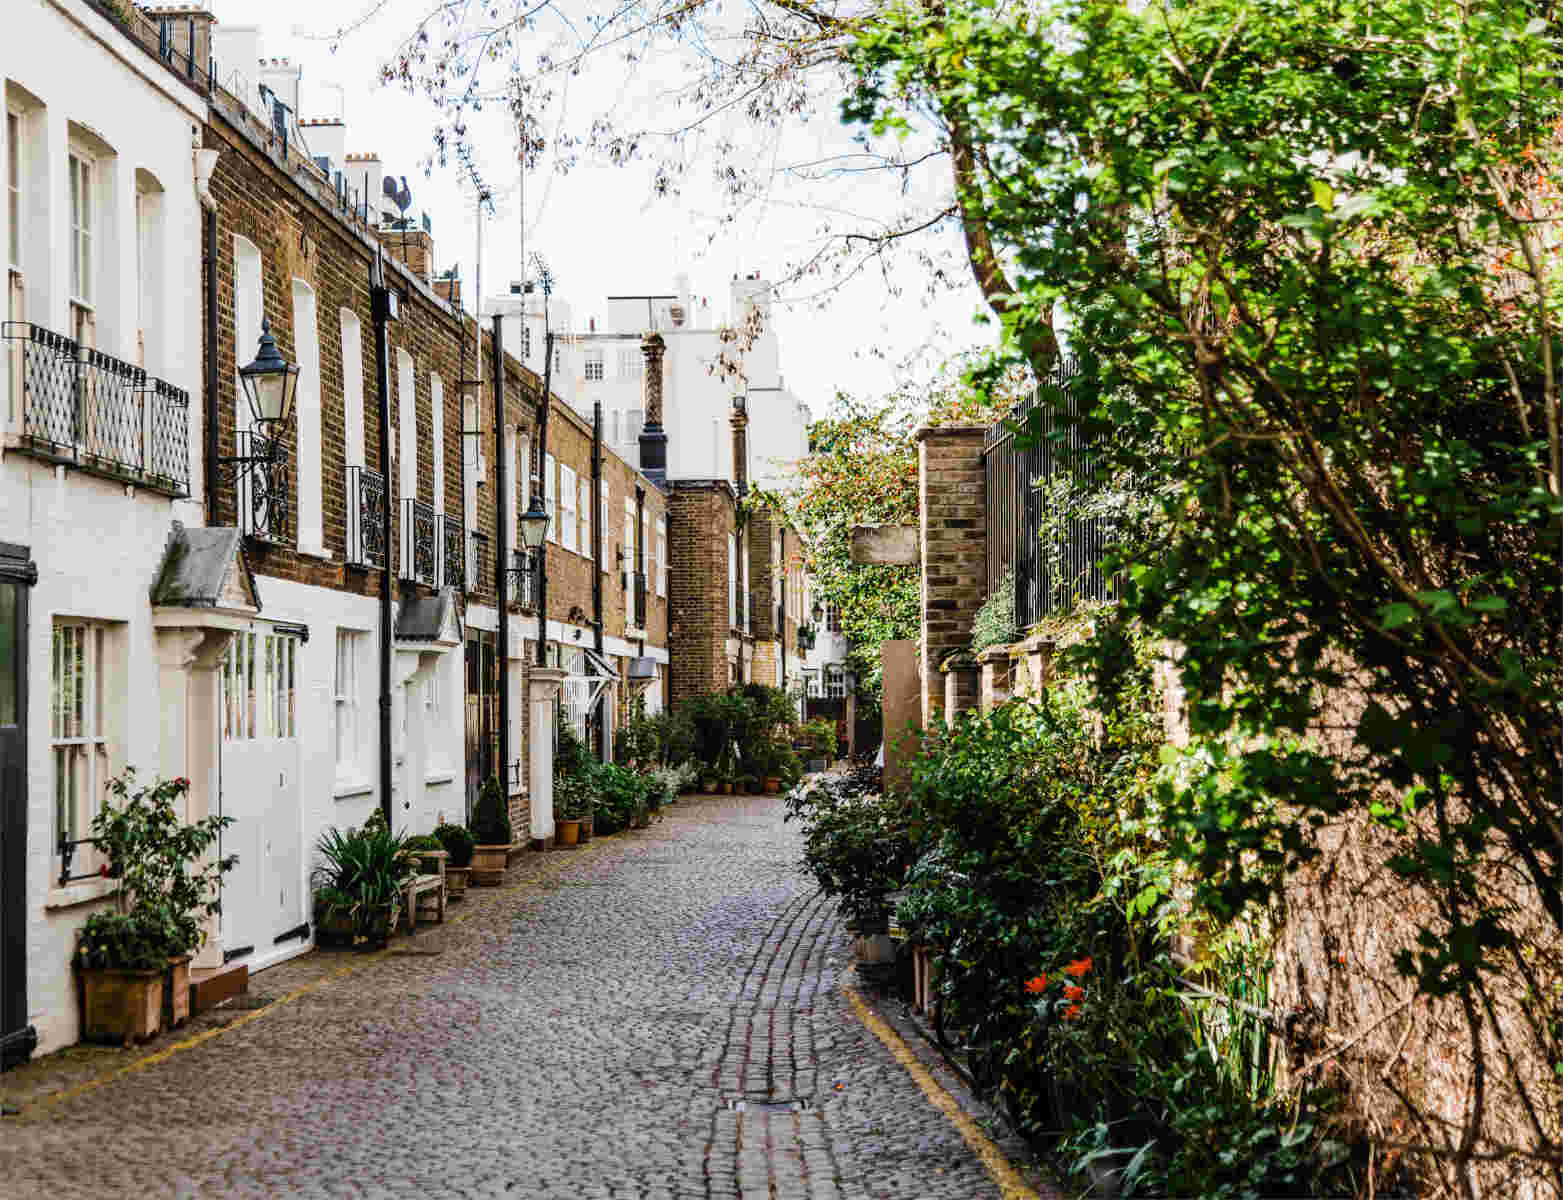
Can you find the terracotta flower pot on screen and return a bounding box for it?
[80,967,163,1046]
[579,812,594,842]
[702,780,718,794]
[764,778,781,794]
[163,955,192,1030]
[556,818,581,847]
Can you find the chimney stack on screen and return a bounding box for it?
[638,331,668,486]
[730,393,748,495]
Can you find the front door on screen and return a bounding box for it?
[464,630,497,821]
[0,543,36,1069]
[219,628,305,964]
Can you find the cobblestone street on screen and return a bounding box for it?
[0,793,1039,1199]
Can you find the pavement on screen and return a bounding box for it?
[0,791,1056,1199]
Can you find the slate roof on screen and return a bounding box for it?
[149,523,261,612]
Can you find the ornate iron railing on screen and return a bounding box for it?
[345,466,386,568]
[401,498,438,586]
[441,514,464,590]
[467,529,488,595]
[508,548,539,611]
[4,322,190,496]
[235,429,287,542]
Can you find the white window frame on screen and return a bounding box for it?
[518,433,531,510]
[600,480,611,572]
[6,109,21,272]
[728,533,738,629]
[221,629,299,742]
[578,477,591,560]
[544,453,557,542]
[656,517,667,598]
[584,348,604,382]
[334,629,363,780]
[624,497,636,606]
[618,348,642,379]
[430,373,445,514]
[560,462,578,553]
[68,149,93,307]
[51,621,109,865]
[742,540,751,635]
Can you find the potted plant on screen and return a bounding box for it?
[469,775,512,885]
[312,814,413,949]
[554,774,587,847]
[700,762,719,793]
[75,770,236,1042]
[434,820,474,898]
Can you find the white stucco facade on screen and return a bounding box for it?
[2,0,210,1056]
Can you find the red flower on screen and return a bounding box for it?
[98,864,110,878]
[1023,975,1048,994]
[1063,957,1093,979]
[1063,1004,1082,1021]
[1063,984,1084,1002]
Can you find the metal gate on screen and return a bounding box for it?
[0,544,36,1069]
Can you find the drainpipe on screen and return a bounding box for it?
[371,250,396,829]
[493,316,509,795]
[536,330,553,666]
[592,396,606,759]
[198,149,219,523]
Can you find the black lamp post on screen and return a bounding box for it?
[237,317,301,431]
[221,317,302,540]
[513,495,551,665]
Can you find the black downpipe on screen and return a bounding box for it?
[203,206,219,523]
[592,398,605,758]
[536,331,553,667]
[371,253,395,829]
[493,317,509,796]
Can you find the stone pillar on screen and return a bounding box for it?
[941,659,980,726]
[638,332,668,483]
[527,666,566,848]
[881,639,920,796]
[977,646,1013,713]
[917,425,988,729]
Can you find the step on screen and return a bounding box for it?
[188,961,248,1015]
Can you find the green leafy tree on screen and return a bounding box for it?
[850,0,1563,1189]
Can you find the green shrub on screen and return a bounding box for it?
[434,821,475,868]
[470,775,512,846]
[787,777,919,920]
[312,819,413,937]
[73,911,172,972]
[969,568,1019,653]
[589,762,651,833]
[402,834,443,853]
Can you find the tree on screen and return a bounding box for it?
[851,0,1562,1190]
[755,351,1019,700]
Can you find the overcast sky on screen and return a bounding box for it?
[207,0,996,416]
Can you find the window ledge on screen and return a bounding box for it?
[333,775,374,800]
[425,769,457,786]
[298,547,334,563]
[45,879,118,910]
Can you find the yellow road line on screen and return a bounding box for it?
[843,981,1041,1200]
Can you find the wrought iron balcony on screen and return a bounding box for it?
[466,529,488,595]
[508,547,539,612]
[344,466,386,568]
[5,321,190,496]
[235,429,288,543]
[634,571,648,630]
[400,497,438,587]
[440,513,464,590]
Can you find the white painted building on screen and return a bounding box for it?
[1,0,213,1062]
[488,274,812,492]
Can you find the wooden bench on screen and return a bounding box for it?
[398,848,448,931]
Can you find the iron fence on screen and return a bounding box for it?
[983,355,1116,627]
[467,529,488,595]
[5,322,190,496]
[401,498,438,586]
[344,466,386,568]
[441,514,464,591]
[508,548,540,612]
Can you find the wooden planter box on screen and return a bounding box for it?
[444,865,470,898]
[470,843,510,886]
[80,967,163,1046]
[163,955,192,1030]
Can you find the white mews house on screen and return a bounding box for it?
[1,0,214,1063]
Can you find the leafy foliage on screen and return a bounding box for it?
[312,819,414,938]
[968,567,1018,654]
[434,821,475,869]
[470,774,512,847]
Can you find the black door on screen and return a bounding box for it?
[0,542,36,1070]
[464,630,498,822]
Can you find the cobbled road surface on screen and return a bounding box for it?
[1,793,1005,1199]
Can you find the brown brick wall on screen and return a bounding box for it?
[667,482,741,706]
[917,425,988,728]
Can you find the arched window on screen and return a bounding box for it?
[292,279,323,554]
[340,309,364,469]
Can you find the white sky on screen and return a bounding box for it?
[207,0,997,416]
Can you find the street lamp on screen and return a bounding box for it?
[237,317,301,429]
[222,317,302,541]
[517,494,550,550]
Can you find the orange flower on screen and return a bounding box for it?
[1063,1004,1082,1020]
[1023,975,1048,994]
[1063,957,1093,979]
[1063,984,1084,1002]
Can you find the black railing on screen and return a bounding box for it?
[345,466,386,568]
[401,498,438,586]
[635,572,648,630]
[57,833,102,888]
[5,322,190,496]
[508,548,539,611]
[441,514,464,590]
[235,429,288,542]
[467,529,489,595]
[983,355,1116,627]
